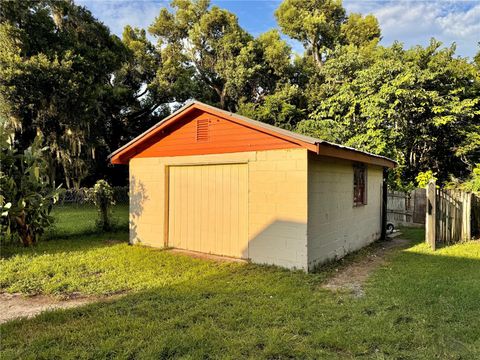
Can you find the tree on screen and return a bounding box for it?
[474,46,480,68]
[297,40,480,188]
[461,165,480,192]
[91,25,178,187]
[341,13,381,47]
[275,0,346,66]
[0,130,63,246]
[0,0,129,188]
[238,83,305,130]
[149,0,257,110]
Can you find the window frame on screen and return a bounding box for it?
[353,163,367,207]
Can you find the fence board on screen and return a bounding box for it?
[387,189,425,226]
[426,180,473,249]
[472,194,480,238]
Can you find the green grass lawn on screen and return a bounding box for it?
[43,203,129,239]
[1,220,480,359]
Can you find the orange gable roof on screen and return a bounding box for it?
[109,101,396,168]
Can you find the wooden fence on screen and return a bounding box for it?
[473,194,480,238]
[425,180,477,250]
[58,187,129,205]
[387,189,426,226]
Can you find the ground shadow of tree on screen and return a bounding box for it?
[0,232,130,259]
[1,239,479,359]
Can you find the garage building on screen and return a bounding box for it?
[109,101,395,271]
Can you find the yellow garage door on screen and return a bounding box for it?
[168,164,248,258]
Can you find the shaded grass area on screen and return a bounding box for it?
[45,204,129,239]
[0,234,249,297]
[1,227,480,359]
[1,204,131,294]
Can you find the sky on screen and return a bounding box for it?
[76,0,480,59]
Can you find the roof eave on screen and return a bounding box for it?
[316,142,396,168]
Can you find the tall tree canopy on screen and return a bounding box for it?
[296,41,480,188]
[0,0,175,187]
[1,0,478,190]
[0,0,130,187]
[275,0,346,66]
[341,13,381,47]
[148,0,294,112]
[149,0,255,110]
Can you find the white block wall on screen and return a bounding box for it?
[307,155,383,270]
[247,149,308,270]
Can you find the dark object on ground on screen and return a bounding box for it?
[386,222,395,234]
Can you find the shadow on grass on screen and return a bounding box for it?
[1,203,129,259]
[44,223,129,241]
[1,243,479,359]
[43,204,128,239]
[0,231,129,259]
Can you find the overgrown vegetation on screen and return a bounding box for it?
[0,131,63,246]
[0,134,124,246]
[1,0,478,190]
[447,164,480,192]
[1,226,479,358]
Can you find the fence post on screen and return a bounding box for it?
[426,180,436,250]
[462,192,472,241]
[381,168,388,240]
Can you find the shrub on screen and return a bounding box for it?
[461,165,480,193]
[0,131,63,246]
[416,170,437,188]
[446,164,480,193]
[88,180,115,231]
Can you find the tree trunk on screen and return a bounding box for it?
[15,213,34,247]
[212,85,227,110]
[47,156,56,187]
[219,92,226,110]
[312,39,323,67]
[101,203,110,231]
[313,48,322,67]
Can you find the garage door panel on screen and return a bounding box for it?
[168,163,248,258]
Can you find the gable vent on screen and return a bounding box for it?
[196,119,209,142]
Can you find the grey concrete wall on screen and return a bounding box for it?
[307,154,383,270]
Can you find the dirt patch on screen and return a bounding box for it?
[322,236,410,297]
[0,293,121,324]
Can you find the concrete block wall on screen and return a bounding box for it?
[247,148,308,270]
[307,154,383,270]
[129,158,165,248]
[129,148,309,270]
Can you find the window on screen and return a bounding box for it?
[353,164,367,206]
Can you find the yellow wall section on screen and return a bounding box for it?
[307,154,383,270]
[129,148,309,270]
